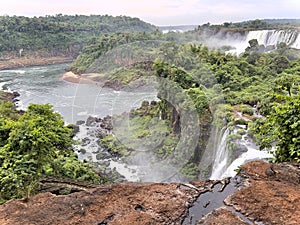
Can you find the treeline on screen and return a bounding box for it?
[0,14,156,57]
[196,19,300,34]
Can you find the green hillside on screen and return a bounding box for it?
[0,15,156,58]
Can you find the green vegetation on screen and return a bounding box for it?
[70,31,161,73]
[196,19,300,33]
[254,94,300,162]
[0,102,103,203]
[0,15,156,58]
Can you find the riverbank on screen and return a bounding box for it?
[62,71,99,84]
[0,90,19,103]
[0,56,73,70]
[62,71,157,92]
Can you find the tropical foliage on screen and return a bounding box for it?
[0,103,102,202]
[0,14,156,57]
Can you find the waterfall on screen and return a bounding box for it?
[246,30,299,47]
[210,128,230,180]
[226,30,300,55]
[209,124,273,180]
[221,133,274,178]
[291,33,300,49]
[209,106,272,180]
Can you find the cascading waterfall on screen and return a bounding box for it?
[291,33,300,49]
[210,128,230,180]
[227,30,300,55]
[246,30,299,47]
[209,124,273,180]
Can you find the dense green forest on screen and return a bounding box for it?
[0,14,156,57]
[0,103,106,203]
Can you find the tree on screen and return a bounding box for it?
[0,103,100,201]
[255,94,300,162]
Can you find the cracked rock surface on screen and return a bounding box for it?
[0,161,299,225]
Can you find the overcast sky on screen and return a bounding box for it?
[1,0,300,26]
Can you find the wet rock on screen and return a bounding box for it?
[79,148,86,154]
[96,152,111,160]
[196,207,249,225]
[97,161,110,167]
[0,181,202,224]
[0,161,299,225]
[99,116,113,131]
[86,116,97,127]
[81,137,91,146]
[225,161,300,225]
[76,120,85,125]
[92,149,100,154]
[231,143,248,161]
[66,124,80,137]
[183,179,237,224]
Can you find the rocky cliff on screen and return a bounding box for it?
[0,160,299,225]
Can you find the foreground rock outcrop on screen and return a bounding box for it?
[0,161,299,225]
[0,181,213,225]
[198,161,300,225]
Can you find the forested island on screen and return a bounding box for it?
[0,15,300,224]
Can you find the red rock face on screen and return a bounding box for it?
[197,161,300,225]
[0,181,207,225]
[225,161,300,225]
[0,161,299,225]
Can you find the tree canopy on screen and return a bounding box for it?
[254,94,300,163]
[0,103,102,202]
[0,15,156,57]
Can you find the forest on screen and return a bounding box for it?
[0,14,156,57]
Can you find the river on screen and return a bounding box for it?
[0,63,157,124]
[0,63,159,182]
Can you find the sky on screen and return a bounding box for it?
[0,0,300,26]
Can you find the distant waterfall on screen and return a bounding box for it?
[225,30,300,55]
[246,30,299,47]
[291,33,300,49]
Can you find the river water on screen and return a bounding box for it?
[0,63,157,124]
[0,63,159,182]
